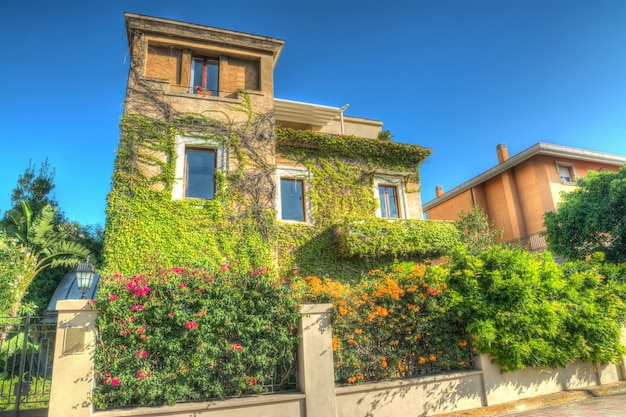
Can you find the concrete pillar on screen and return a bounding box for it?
[49,300,98,417]
[298,304,337,417]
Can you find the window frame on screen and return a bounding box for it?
[190,56,219,96]
[555,161,577,185]
[184,147,217,200]
[276,166,312,224]
[378,184,401,219]
[173,136,226,200]
[373,175,408,219]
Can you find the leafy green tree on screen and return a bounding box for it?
[454,204,503,255]
[3,201,90,317]
[543,165,626,262]
[2,158,66,226]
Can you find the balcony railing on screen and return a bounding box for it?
[506,232,548,252]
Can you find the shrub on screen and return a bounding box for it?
[335,218,460,260]
[447,246,626,372]
[93,264,299,409]
[293,263,472,385]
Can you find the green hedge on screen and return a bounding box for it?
[336,218,460,260]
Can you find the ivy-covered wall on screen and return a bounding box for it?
[275,128,460,281]
[103,94,457,281]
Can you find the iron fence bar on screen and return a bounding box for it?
[14,314,30,414]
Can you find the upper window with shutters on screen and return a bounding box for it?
[144,44,260,97]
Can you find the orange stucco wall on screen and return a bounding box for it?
[425,154,623,241]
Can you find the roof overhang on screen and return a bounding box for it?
[274,98,343,127]
[423,142,626,210]
[125,13,285,65]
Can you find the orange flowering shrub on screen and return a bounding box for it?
[296,263,472,385]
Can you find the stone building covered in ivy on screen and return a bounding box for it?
[104,13,459,280]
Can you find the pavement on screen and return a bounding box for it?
[430,381,626,417]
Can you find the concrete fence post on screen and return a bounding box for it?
[49,300,98,417]
[298,303,337,417]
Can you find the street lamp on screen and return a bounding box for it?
[76,258,95,299]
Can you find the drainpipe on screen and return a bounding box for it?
[340,104,349,135]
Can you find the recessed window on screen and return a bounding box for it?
[378,185,400,218]
[185,148,216,199]
[190,57,218,96]
[280,178,305,221]
[173,136,225,201]
[276,167,312,223]
[556,163,576,184]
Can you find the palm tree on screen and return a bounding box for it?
[3,201,91,317]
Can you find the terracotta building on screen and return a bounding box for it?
[423,143,626,251]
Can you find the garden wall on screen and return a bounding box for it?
[49,301,625,417]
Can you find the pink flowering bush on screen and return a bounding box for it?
[93,264,299,409]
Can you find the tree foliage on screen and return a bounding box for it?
[3,201,91,316]
[2,158,65,226]
[454,204,503,255]
[543,165,626,262]
[447,246,626,372]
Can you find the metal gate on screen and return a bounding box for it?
[0,315,56,417]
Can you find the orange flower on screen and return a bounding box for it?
[347,339,358,345]
[389,340,399,346]
[348,376,357,383]
[418,357,426,365]
[381,357,388,368]
[332,337,340,351]
[354,328,363,334]
[459,340,468,347]
[429,354,437,361]
[414,333,421,339]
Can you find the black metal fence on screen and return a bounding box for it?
[0,315,56,416]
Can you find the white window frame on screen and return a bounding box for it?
[555,161,577,185]
[173,136,227,200]
[373,175,409,219]
[276,166,313,224]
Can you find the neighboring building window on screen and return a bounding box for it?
[185,148,216,199]
[280,178,305,221]
[190,56,218,96]
[173,136,226,200]
[276,167,312,223]
[378,185,400,218]
[556,163,576,184]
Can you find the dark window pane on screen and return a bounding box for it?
[379,185,399,218]
[185,149,215,199]
[281,178,304,221]
[206,60,218,95]
[191,58,204,91]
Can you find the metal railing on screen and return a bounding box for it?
[506,232,548,252]
[0,315,56,415]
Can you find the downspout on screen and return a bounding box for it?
[340,104,349,135]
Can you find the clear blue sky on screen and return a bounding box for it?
[1,0,624,226]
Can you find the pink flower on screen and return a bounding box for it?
[110,378,121,386]
[109,294,118,301]
[185,321,198,330]
[130,304,144,312]
[134,286,151,297]
[168,312,174,317]
[230,342,243,351]
[87,299,97,305]
[178,282,187,288]
[426,288,437,296]
[137,370,150,381]
[135,349,148,359]
[220,263,231,273]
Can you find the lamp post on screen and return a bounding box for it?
[76,258,95,299]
